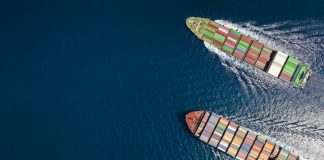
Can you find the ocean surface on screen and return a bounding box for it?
[0,0,324,159]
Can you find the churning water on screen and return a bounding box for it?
[204,19,324,159]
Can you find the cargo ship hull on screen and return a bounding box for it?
[186,111,301,160]
[186,17,312,88]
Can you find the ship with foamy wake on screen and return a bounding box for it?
[186,17,312,88]
[186,110,303,160]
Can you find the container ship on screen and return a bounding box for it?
[186,17,312,88]
[186,111,302,160]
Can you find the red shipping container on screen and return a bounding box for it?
[246,59,255,65]
[279,73,292,81]
[252,41,263,48]
[208,23,218,31]
[246,52,259,61]
[241,35,251,41]
[255,63,265,69]
[215,29,227,37]
[263,46,273,52]
[244,55,256,64]
[281,70,293,76]
[237,151,246,159]
[257,57,268,64]
[224,39,236,47]
[256,61,265,67]
[259,53,270,61]
[234,51,245,60]
[228,33,239,40]
[213,40,223,48]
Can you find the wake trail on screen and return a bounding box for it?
[203,19,324,160]
[304,73,324,102]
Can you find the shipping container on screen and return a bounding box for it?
[202,24,216,33]
[270,145,280,159]
[280,56,300,81]
[208,117,228,147]
[258,141,274,160]
[207,22,219,31]
[227,127,247,157]
[201,29,214,38]
[218,122,238,152]
[209,113,220,125]
[230,29,241,37]
[233,35,252,60]
[244,41,263,65]
[213,39,223,48]
[188,17,312,88]
[247,135,266,159]
[222,33,239,55]
[200,116,215,143]
[195,112,210,136]
[236,131,256,160]
[277,148,289,160]
[267,51,288,77]
[219,26,229,35]
[209,21,220,29]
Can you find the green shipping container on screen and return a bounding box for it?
[262,47,272,54]
[209,21,220,28]
[251,45,261,52]
[239,41,249,48]
[202,24,216,33]
[238,43,248,50]
[201,29,214,38]
[213,33,225,43]
[283,57,300,75]
[230,29,241,37]
[223,45,234,52]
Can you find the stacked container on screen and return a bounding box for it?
[258,141,275,160]
[199,115,217,143]
[202,113,220,143]
[279,57,300,82]
[192,112,301,159]
[267,51,288,77]
[221,29,241,55]
[255,47,273,70]
[277,148,290,160]
[244,41,263,65]
[217,122,238,152]
[270,145,280,159]
[236,132,257,160]
[233,35,252,60]
[208,21,220,30]
[199,21,229,48]
[209,113,220,125]
[227,127,247,157]
[200,26,215,44]
[209,117,229,147]
[212,26,229,48]
[247,135,266,159]
[195,112,210,137]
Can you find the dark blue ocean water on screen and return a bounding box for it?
[0,0,324,159]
